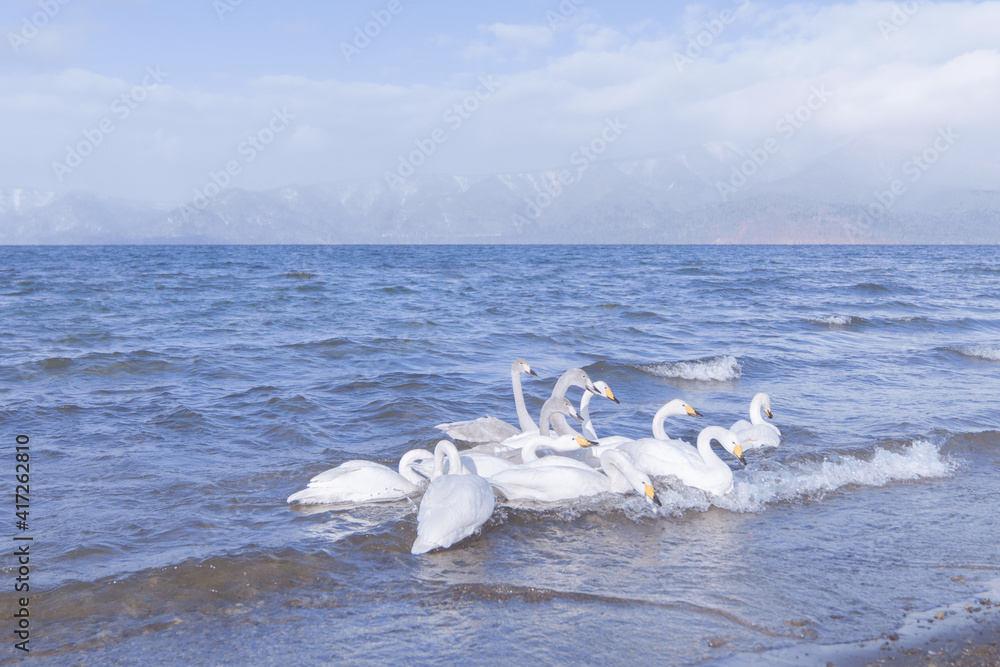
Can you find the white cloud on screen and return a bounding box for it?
[1,1,998,200]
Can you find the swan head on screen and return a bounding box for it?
[513,358,538,377]
[733,442,746,466]
[592,380,620,404]
[660,398,703,418]
[752,392,773,419]
[644,482,662,506]
[562,368,603,396]
[700,427,746,466]
[547,395,583,422]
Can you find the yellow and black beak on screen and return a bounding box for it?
[645,483,662,506]
[605,387,620,404]
[576,436,598,448]
[764,408,773,419]
[734,444,747,466]
[685,405,704,418]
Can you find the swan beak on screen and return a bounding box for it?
[764,408,773,419]
[645,483,661,506]
[733,444,747,466]
[686,405,703,418]
[526,368,538,377]
[576,436,597,448]
[605,387,620,404]
[585,382,603,397]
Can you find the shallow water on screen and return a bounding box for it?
[2,244,999,665]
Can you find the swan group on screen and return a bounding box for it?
[287,358,784,554]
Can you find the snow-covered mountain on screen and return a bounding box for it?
[2,142,997,244]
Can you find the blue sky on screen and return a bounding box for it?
[1,0,997,202]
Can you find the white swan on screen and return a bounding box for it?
[287,448,433,505]
[580,380,620,441]
[590,398,703,453]
[489,450,661,506]
[411,441,496,555]
[435,358,538,443]
[617,426,744,496]
[730,392,781,449]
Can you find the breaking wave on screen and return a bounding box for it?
[635,355,742,382]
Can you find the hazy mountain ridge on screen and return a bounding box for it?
[2,141,997,244]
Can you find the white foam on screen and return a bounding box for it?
[714,440,953,513]
[636,355,742,382]
[951,344,1000,362]
[810,315,853,326]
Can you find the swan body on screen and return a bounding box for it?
[489,450,661,506]
[287,448,433,505]
[580,380,620,440]
[731,393,781,449]
[435,358,538,443]
[618,426,744,496]
[411,441,496,555]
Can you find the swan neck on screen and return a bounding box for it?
[521,439,540,462]
[695,429,725,464]
[513,368,537,432]
[432,441,464,478]
[398,449,429,484]
[750,394,765,425]
[599,451,633,493]
[651,404,670,440]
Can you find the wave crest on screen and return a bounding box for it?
[948,344,1000,362]
[715,440,952,513]
[636,355,742,382]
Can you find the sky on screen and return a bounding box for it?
[1,0,997,203]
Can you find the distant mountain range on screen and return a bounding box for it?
[2,139,997,244]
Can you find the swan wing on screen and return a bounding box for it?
[288,466,418,505]
[411,474,495,554]
[490,466,606,503]
[730,419,752,432]
[435,415,520,443]
[734,423,781,449]
[618,439,702,472]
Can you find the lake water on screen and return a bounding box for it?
[2,244,999,665]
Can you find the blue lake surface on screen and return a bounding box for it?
[2,244,999,665]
